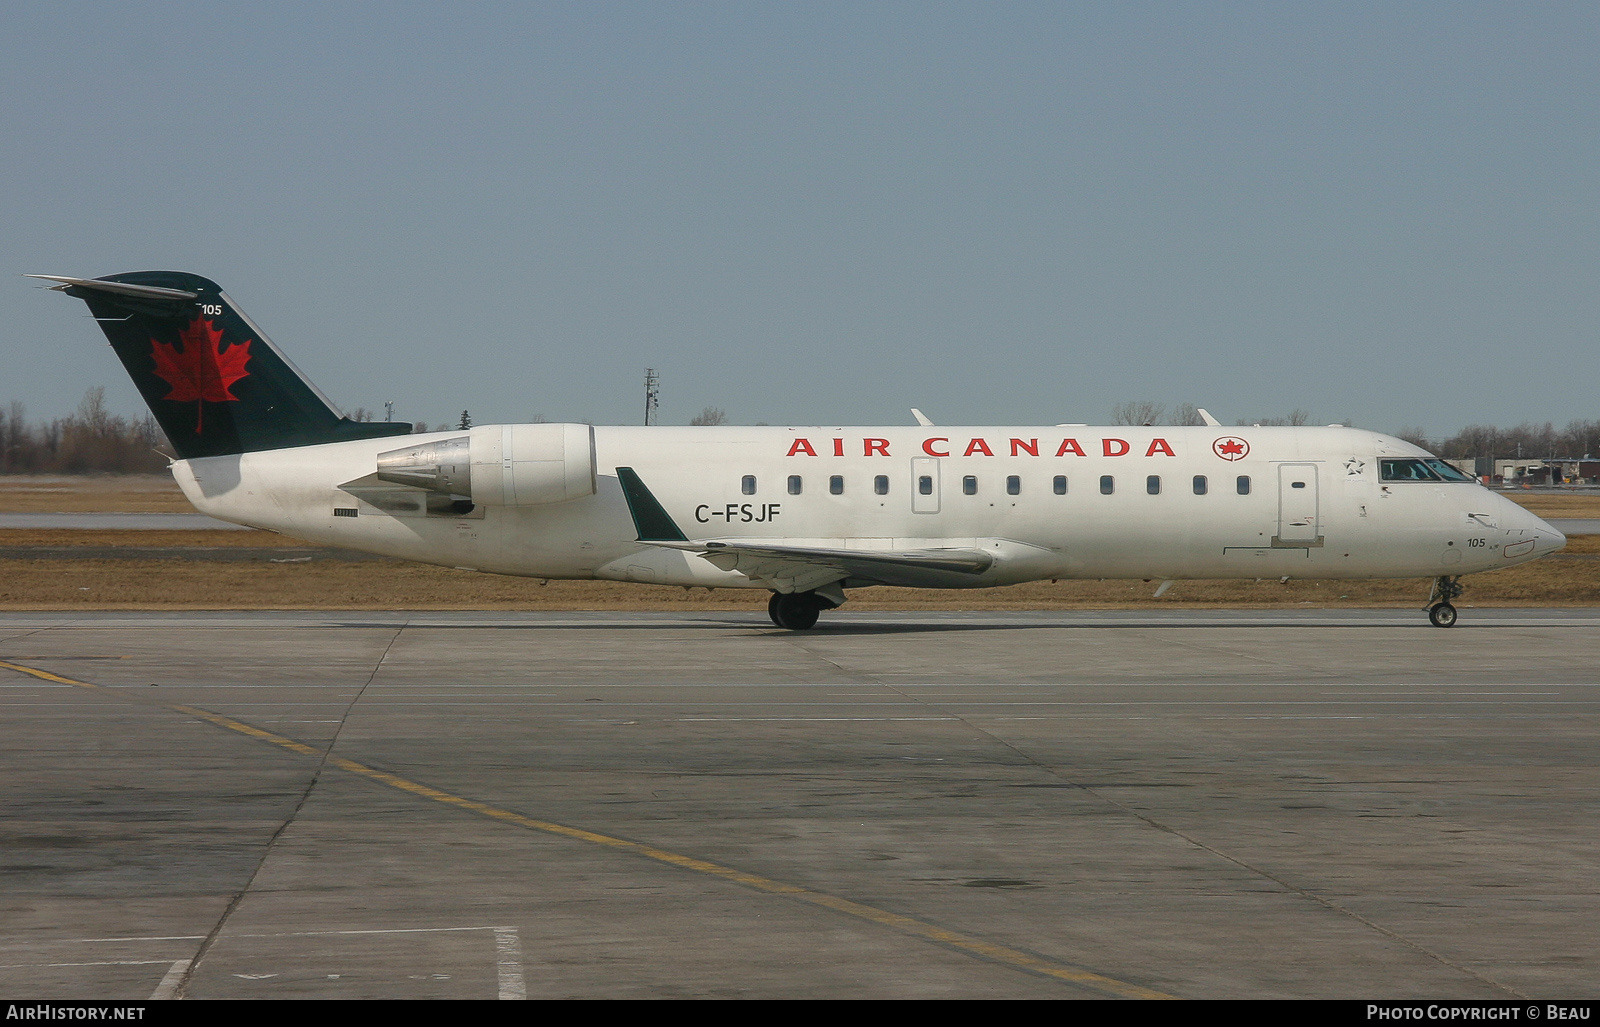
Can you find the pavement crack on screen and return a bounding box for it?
[895,688,1528,1000]
[0,626,52,653]
[169,622,407,998]
[1145,630,1335,677]
[763,629,879,685]
[1053,790,1526,998]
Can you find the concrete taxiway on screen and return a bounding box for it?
[1,609,1596,1000]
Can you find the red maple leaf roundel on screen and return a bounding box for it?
[1212,436,1250,461]
[150,317,252,433]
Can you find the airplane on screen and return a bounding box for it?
[27,270,1568,630]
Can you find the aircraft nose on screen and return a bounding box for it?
[1484,493,1567,558]
[1514,505,1566,553]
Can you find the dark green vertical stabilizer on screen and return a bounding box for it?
[35,271,413,460]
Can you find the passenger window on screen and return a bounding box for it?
[963,475,977,496]
[918,475,933,495]
[874,475,889,495]
[787,475,802,496]
[1193,475,1207,495]
[1146,475,1160,495]
[1006,475,1020,496]
[1291,480,1306,489]
[741,475,756,495]
[1236,475,1251,495]
[829,475,844,495]
[1053,475,1067,495]
[1100,475,1114,495]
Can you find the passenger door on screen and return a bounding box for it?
[911,457,941,514]
[1276,463,1321,544]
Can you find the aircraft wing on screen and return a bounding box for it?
[614,466,993,591]
[650,538,993,590]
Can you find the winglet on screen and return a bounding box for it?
[615,467,688,542]
[1196,407,1222,427]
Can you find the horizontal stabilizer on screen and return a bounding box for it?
[25,274,199,301]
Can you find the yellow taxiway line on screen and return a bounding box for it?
[0,658,1173,999]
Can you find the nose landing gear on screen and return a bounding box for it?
[1426,575,1463,628]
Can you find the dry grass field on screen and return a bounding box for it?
[1504,491,1600,517]
[0,530,1593,612]
[0,474,195,513]
[0,475,1594,610]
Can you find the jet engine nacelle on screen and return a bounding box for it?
[376,423,596,507]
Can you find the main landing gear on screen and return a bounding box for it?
[1426,575,1463,628]
[767,590,834,630]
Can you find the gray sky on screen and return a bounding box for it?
[4,1,1595,438]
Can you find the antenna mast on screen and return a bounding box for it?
[643,368,659,426]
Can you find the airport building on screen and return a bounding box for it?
[1444,457,1600,486]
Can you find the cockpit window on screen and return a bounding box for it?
[1423,459,1475,482]
[1381,458,1473,482]
[1381,459,1436,481]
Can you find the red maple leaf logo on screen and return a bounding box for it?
[1212,436,1250,461]
[150,317,252,433]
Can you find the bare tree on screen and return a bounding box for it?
[1169,403,1205,426]
[133,412,163,447]
[1560,419,1600,458]
[1395,426,1430,449]
[1441,423,1495,460]
[0,388,167,473]
[689,407,729,426]
[77,387,113,436]
[1111,400,1165,426]
[1237,409,1313,427]
[2,401,27,472]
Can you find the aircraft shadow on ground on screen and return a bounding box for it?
[362,615,1475,636]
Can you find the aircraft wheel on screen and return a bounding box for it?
[1428,602,1458,628]
[770,592,821,630]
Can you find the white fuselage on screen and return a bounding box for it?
[170,424,1565,591]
